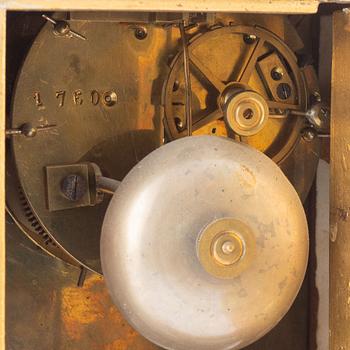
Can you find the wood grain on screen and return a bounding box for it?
[0,0,319,13]
[330,10,350,350]
[0,9,5,350]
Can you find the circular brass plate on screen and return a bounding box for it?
[224,91,269,136]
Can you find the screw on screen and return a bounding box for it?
[311,91,321,103]
[175,117,184,131]
[277,83,292,100]
[102,91,118,107]
[301,127,317,142]
[243,108,254,120]
[21,123,38,137]
[6,123,56,138]
[243,34,257,44]
[53,21,71,36]
[6,123,37,137]
[173,80,180,92]
[42,15,87,41]
[271,67,284,81]
[60,174,87,201]
[134,27,148,40]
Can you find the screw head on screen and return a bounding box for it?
[277,83,292,100]
[134,27,148,40]
[173,80,180,92]
[301,127,317,142]
[175,117,184,131]
[311,91,322,103]
[243,108,254,120]
[243,34,257,44]
[61,174,87,201]
[102,91,118,107]
[21,123,37,137]
[53,21,71,36]
[271,67,284,81]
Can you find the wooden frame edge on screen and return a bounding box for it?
[1,0,319,14]
[0,9,5,350]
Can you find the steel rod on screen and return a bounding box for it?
[96,176,120,195]
[179,20,192,136]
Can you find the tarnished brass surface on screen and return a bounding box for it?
[9,14,319,274]
[163,21,320,201]
[11,20,176,272]
[6,147,81,267]
[6,219,160,350]
[163,25,306,162]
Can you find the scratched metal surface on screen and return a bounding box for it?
[6,216,309,350]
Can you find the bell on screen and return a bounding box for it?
[101,135,308,350]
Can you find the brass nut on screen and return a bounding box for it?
[197,218,256,279]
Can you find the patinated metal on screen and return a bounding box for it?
[46,164,91,211]
[11,19,174,272]
[163,25,306,158]
[162,23,320,201]
[6,151,81,267]
[9,14,319,273]
[6,219,160,350]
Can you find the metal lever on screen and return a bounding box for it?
[290,102,330,130]
[42,14,87,41]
